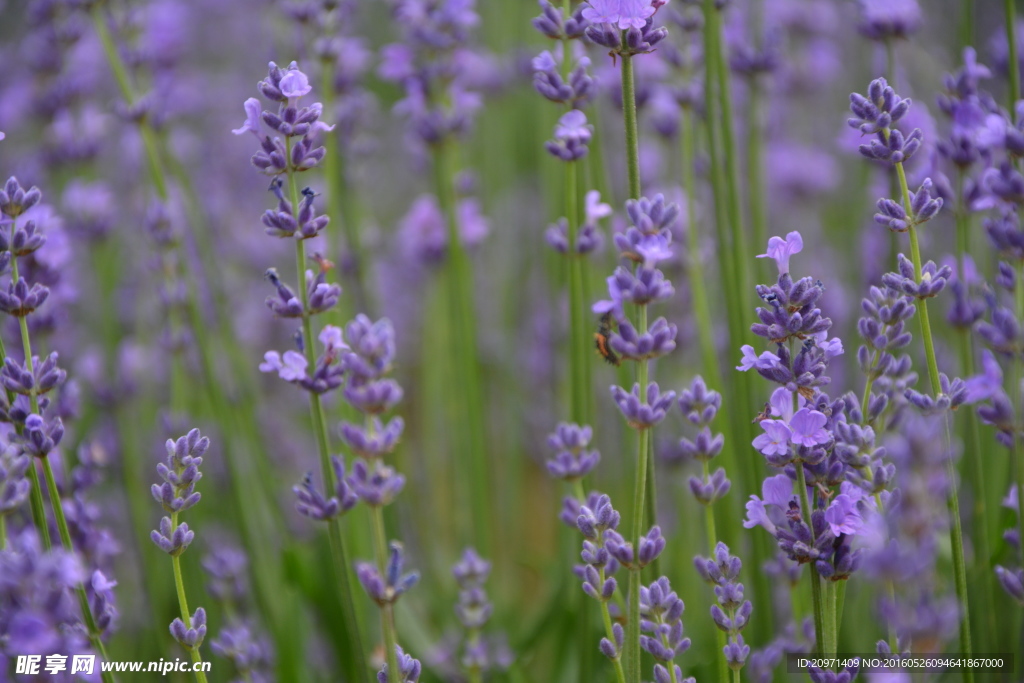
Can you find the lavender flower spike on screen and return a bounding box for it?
[293,455,358,520]
[546,422,601,481]
[357,542,420,606]
[377,646,422,683]
[611,382,676,429]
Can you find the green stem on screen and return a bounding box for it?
[625,301,650,683]
[170,512,209,683]
[320,64,370,316]
[796,463,825,656]
[284,139,371,683]
[620,54,642,201]
[566,159,590,425]
[746,78,768,268]
[371,506,401,681]
[893,159,974,677]
[680,109,723,387]
[1007,0,1021,107]
[24,448,50,549]
[598,579,628,683]
[431,140,491,555]
[822,576,837,658]
[960,0,974,49]
[8,218,113,680]
[954,172,996,649]
[1015,263,1024,585]
[702,463,730,683]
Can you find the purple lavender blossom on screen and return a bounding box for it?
[756,231,802,275]
[611,382,676,429]
[0,443,30,515]
[236,62,331,175]
[849,78,922,164]
[582,0,669,53]
[450,548,508,674]
[293,456,358,521]
[695,543,752,671]
[259,323,346,394]
[378,645,422,683]
[546,422,601,481]
[639,576,693,683]
[545,109,592,161]
[856,0,921,41]
[357,542,420,605]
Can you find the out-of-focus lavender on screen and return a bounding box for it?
[0,0,1021,681]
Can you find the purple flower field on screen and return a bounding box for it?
[1,0,1024,681]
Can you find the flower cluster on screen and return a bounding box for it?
[0,530,97,665]
[451,548,506,674]
[744,475,865,580]
[639,576,694,683]
[379,0,484,146]
[546,421,600,481]
[854,284,917,425]
[545,191,610,256]
[333,315,408,507]
[571,493,627,663]
[597,195,679,419]
[356,542,420,607]
[582,0,670,55]
[739,231,842,398]
[674,376,729,505]
[695,543,751,671]
[0,178,68,459]
[234,62,332,175]
[150,429,210,654]
[848,78,923,166]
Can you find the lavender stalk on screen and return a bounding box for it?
[677,376,731,683]
[0,333,48,547]
[339,312,414,681]
[150,429,211,683]
[1007,0,1021,106]
[582,5,671,679]
[0,178,115,681]
[239,62,370,682]
[850,76,973,672]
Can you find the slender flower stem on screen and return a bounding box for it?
[370,506,402,681]
[822,573,838,658]
[954,172,996,648]
[893,159,974,676]
[319,63,370,316]
[0,333,49,547]
[1007,0,1021,107]
[1015,265,1024,573]
[701,0,740,352]
[598,571,628,683]
[92,16,300,667]
[624,296,650,683]
[620,54,641,201]
[8,220,115,682]
[169,511,209,683]
[431,140,491,554]
[701,462,730,683]
[746,78,768,268]
[960,0,974,49]
[566,159,590,424]
[795,462,825,656]
[282,142,371,683]
[680,110,723,389]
